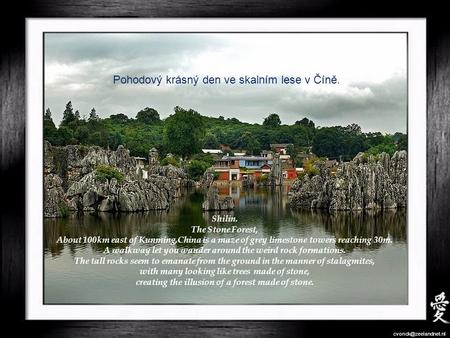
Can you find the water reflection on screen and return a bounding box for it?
[290,209,406,252]
[44,212,164,256]
[44,186,407,256]
[166,191,207,249]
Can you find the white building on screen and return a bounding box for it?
[202,149,223,155]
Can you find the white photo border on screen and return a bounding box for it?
[26,18,427,320]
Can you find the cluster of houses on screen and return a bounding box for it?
[133,144,339,184]
[204,143,305,183]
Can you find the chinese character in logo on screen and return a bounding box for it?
[430,292,450,323]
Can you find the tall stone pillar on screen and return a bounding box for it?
[270,153,283,186]
[148,147,159,167]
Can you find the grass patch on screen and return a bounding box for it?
[95,164,125,183]
[58,202,70,218]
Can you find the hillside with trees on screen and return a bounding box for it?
[44,102,407,163]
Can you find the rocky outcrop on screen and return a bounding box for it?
[44,141,188,217]
[147,164,195,187]
[63,171,182,213]
[44,141,137,190]
[202,187,234,211]
[199,168,215,188]
[289,151,407,211]
[44,174,66,217]
[268,153,283,186]
[148,164,186,180]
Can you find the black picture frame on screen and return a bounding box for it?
[1,1,449,336]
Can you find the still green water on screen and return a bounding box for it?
[44,186,407,304]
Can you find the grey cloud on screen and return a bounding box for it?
[272,74,407,133]
[45,33,226,64]
[45,34,407,134]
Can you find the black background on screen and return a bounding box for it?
[1,1,449,336]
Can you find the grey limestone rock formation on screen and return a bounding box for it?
[199,168,215,188]
[268,153,283,186]
[44,141,137,190]
[148,164,187,180]
[44,173,66,217]
[44,141,188,217]
[289,151,407,211]
[148,147,159,166]
[202,187,234,211]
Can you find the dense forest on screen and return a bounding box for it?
[44,101,407,165]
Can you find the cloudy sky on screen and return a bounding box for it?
[45,33,407,133]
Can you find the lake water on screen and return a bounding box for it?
[44,186,407,304]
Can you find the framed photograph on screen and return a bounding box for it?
[26,18,426,320]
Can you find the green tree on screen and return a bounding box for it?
[89,107,99,121]
[186,160,210,181]
[366,135,397,156]
[312,127,365,160]
[303,157,320,177]
[54,126,75,145]
[397,134,408,151]
[295,117,315,129]
[291,124,313,146]
[161,156,180,167]
[286,144,296,158]
[74,125,90,144]
[190,153,215,166]
[43,108,58,144]
[345,123,362,135]
[263,113,281,128]
[60,101,76,126]
[238,131,261,155]
[393,132,408,151]
[367,143,396,156]
[108,131,123,150]
[202,132,219,148]
[88,127,109,148]
[44,108,53,121]
[136,107,160,124]
[365,132,384,148]
[164,106,205,159]
[246,137,262,155]
[109,113,129,123]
